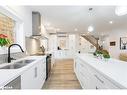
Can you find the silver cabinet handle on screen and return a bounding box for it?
[34,67,37,78]
[94,75,104,84]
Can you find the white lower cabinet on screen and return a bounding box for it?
[21,59,46,89]
[75,58,119,89]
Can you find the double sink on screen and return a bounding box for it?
[0,59,35,69]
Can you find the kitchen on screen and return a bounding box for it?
[0,6,127,90]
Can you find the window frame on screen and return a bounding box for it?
[0,6,25,54]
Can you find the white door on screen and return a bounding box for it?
[69,34,76,58]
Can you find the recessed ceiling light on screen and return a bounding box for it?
[88,26,94,32]
[74,28,78,31]
[109,21,113,24]
[56,28,60,31]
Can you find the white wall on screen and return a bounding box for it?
[79,36,96,53]
[8,6,32,36]
[104,29,127,59]
[49,34,76,59]
[49,34,76,51]
[49,34,57,51]
[69,34,76,51]
[41,24,49,38]
[0,6,32,54]
[49,34,96,53]
[75,34,80,53]
[40,24,49,51]
[57,36,69,49]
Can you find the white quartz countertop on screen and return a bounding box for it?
[77,53,127,88]
[0,55,46,88]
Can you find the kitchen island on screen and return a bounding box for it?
[74,53,127,89]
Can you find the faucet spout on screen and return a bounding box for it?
[8,44,24,63]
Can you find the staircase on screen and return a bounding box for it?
[81,34,100,50]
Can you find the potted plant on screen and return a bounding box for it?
[103,54,110,61]
[101,50,110,59]
[93,49,110,60]
[0,34,10,47]
[103,54,110,59]
[93,50,103,58]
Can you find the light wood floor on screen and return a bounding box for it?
[42,59,81,89]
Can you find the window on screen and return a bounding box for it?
[0,12,15,44]
[0,6,24,54]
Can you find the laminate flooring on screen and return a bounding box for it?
[42,59,81,89]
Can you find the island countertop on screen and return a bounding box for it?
[76,53,127,88]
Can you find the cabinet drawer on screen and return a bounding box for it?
[78,69,98,89]
[91,69,120,89]
[77,60,92,75]
[76,61,97,89]
[78,74,86,89]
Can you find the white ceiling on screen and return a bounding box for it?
[29,6,127,36]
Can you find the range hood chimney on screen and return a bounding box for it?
[31,11,42,38]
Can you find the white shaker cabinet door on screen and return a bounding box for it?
[36,60,46,88]
[21,60,46,89]
[78,62,97,89]
[21,65,38,89]
[75,58,96,89]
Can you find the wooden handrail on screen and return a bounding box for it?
[81,35,100,50]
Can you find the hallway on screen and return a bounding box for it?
[42,59,81,89]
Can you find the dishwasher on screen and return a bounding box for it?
[4,76,21,90]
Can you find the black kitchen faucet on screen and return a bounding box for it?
[8,44,24,63]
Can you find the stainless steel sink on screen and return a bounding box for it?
[0,59,35,69]
[15,60,35,64]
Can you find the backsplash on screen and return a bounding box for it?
[0,52,27,64]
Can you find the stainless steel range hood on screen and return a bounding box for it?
[31,11,42,38]
[30,35,48,39]
[30,34,42,39]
